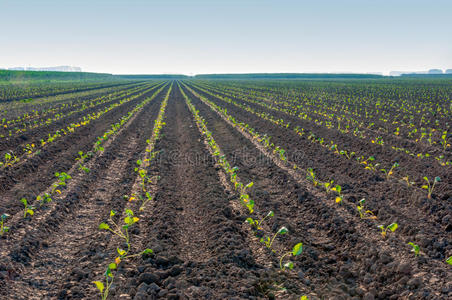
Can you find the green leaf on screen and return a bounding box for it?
[117,248,126,256]
[387,223,398,232]
[245,182,254,189]
[110,210,116,217]
[267,211,274,217]
[301,296,308,300]
[434,176,441,182]
[246,217,256,225]
[283,261,294,270]
[446,256,452,265]
[277,226,289,235]
[21,198,27,206]
[292,243,303,256]
[99,223,110,230]
[27,209,34,216]
[421,185,428,189]
[142,249,153,254]
[108,263,117,270]
[335,185,342,194]
[93,281,104,293]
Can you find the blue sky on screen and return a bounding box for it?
[1,0,451,74]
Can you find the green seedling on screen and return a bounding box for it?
[246,210,274,230]
[0,152,20,168]
[75,151,91,173]
[339,150,355,160]
[381,162,399,180]
[93,262,117,300]
[422,176,440,199]
[51,172,72,194]
[21,198,34,218]
[408,242,420,257]
[306,168,319,186]
[37,193,53,206]
[378,222,398,238]
[261,226,288,250]
[136,191,153,211]
[357,199,377,219]
[279,242,303,270]
[0,213,10,236]
[323,180,335,193]
[332,185,343,203]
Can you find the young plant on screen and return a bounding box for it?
[339,150,355,160]
[332,185,343,203]
[0,213,10,236]
[421,176,440,199]
[377,222,398,238]
[306,168,319,186]
[323,180,335,193]
[93,262,117,300]
[21,198,34,218]
[261,226,288,250]
[246,210,274,230]
[37,193,53,206]
[401,176,415,187]
[356,199,377,219]
[381,162,399,180]
[279,242,303,270]
[408,242,420,257]
[75,151,91,173]
[133,191,153,211]
[51,172,72,194]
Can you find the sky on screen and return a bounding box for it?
[0,0,451,75]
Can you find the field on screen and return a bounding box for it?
[0,78,451,299]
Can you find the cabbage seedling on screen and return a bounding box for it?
[246,210,274,230]
[37,193,52,206]
[377,222,398,237]
[261,226,288,249]
[93,262,117,300]
[381,162,399,180]
[421,176,440,199]
[21,198,34,218]
[51,172,72,194]
[323,180,334,193]
[99,209,139,253]
[408,242,420,256]
[357,199,377,219]
[332,185,343,203]
[138,191,152,211]
[306,168,319,186]
[279,242,303,270]
[0,213,9,236]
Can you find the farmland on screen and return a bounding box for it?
[0,78,451,299]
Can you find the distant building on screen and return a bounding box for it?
[428,69,443,74]
[6,66,82,72]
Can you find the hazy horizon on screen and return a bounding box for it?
[1,0,451,75]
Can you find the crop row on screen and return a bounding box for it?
[188,84,448,191]
[0,83,164,169]
[0,84,167,238]
[0,82,153,136]
[93,83,172,299]
[179,83,304,274]
[0,80,133,102]
[181,82,452,267]
[196,80,451,148]
[194,81,451,166]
